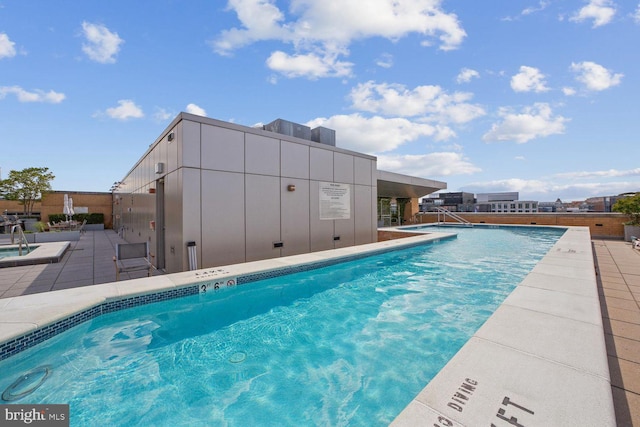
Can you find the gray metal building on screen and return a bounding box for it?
[113,113,445,273]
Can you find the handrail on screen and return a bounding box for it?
[10,224,31,255]
[434,207,471,225]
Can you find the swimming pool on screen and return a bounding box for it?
[0,227,565,425]
[0,245,38,259]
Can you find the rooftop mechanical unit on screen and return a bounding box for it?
[264,118,336,146]
[264,119,311,140]
[311,126,336,146]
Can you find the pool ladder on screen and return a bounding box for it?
[434,207,472,226]
[10,224,31,255]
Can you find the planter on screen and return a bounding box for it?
[84,224,104,231]
[23,218,40,232]
[24,231,80,243]
[623,224,640,242]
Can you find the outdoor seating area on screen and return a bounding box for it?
[113,241,155,281]
[47,219,86,232]
[0,215,22,234]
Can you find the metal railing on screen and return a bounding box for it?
[434,207,472,225]
[10,224,31,255]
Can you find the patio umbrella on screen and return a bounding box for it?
[63,194,70,222]
[69,197,74,217]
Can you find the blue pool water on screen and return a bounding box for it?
[0,246,38,259]
[0,226,565,426]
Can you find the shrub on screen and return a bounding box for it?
[612,193,640,226]
[49,213,104,224]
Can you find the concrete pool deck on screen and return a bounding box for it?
[0,229,638,425]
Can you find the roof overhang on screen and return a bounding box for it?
[376,170,446,199]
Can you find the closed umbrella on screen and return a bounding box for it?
[69,197,75,224]
[63,194,70,222]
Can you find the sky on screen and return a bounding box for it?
[1,0,639,202]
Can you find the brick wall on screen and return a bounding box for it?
[377,230,425,241]
[414,212,626,239]
[1,191,113,229]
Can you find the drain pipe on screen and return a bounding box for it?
[187,241,197,271]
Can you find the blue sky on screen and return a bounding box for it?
[1,0,639,202]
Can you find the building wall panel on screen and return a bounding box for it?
[245,174,281,262]
[354,184,373,245]
[201,170,246,267]
[281,140,310,179]
[181,120,201,168]
[245,133,280,176]
[201,124,244,172]
[334,152,354,184]
[281,177,310,256]
[310,147,333,181]
[309,180,336,252]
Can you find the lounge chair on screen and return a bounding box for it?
[113,242,155,281]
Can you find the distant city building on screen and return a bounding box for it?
[538,199,565,213]
[476,192,538,213]
[421,191,538,213]
[488,200,538,213]
[420,192,475,212]
[476,192,519,203]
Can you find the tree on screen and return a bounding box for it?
[0,167,55,216]
[612,192,640,226]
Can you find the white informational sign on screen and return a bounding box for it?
[75,207,89,214]
[319,182,351,220]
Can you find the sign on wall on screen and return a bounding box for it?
[319,182,351,220]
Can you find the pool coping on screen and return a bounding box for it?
[0,226,614,425]
[390,226,615,426]
[0,241,70,268]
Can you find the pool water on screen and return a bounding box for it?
[0,246,38,259]
[0,226,564,426]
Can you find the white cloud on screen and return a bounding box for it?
[456,68,479,84]
[562,87,577,96]
[0,33,16,59]
[522,1,550,16]
[482,103,568,143]
[634,3,640,23]
[0,86,65,103]
[377,152,481,177]
[510,66,549,93]
[154,108,174,121]
[515,156,525,161]
[462,178,640,202]
[570,0,616,28]
[81,22,124,64]
[306,114,447,153]
[375,53,394,69]
[186,103,207,116]
[213,0,466,79]
[570,61,623,91]
[348,81,485,124]
[104,100,144,120]
[266,50,353,79]
[555,168,640,179]
[463,178,550,195]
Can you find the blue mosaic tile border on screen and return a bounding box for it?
[1,236,451,361]
[0,285,199,361]
[237,236,451,285]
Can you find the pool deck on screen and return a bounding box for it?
[0,229,638,425]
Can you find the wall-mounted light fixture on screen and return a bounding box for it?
[287,184,296,192]
[167,132,175,142]
[155,162,164,174]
